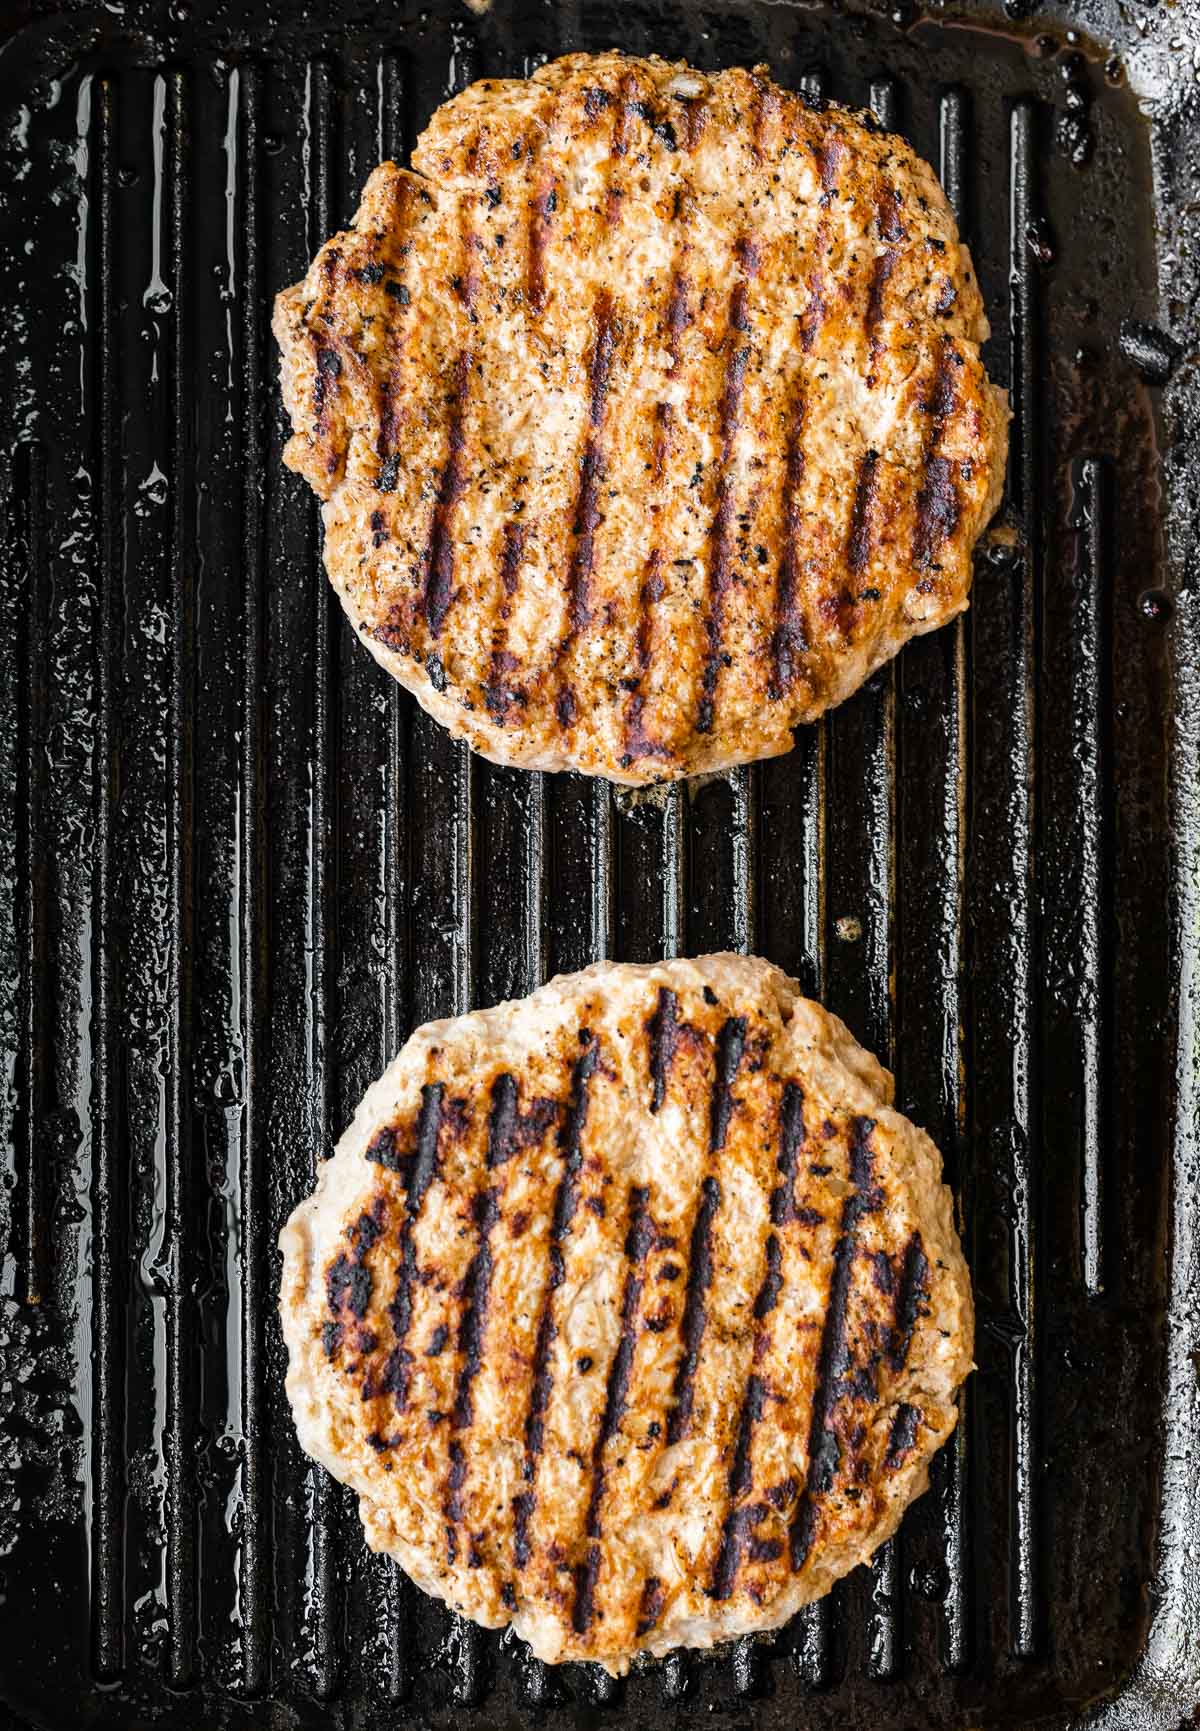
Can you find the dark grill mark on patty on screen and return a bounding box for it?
[646,987,680,1113]
[914,456,960,570]
[423,350,472,637]
[864,248,899,389]
[312,341,341,420]
[711,1374,769,1599]
[666,271,692,371]
[624,548,672,763]
[769,396,809,699]
[913,344,961,569]
[789,1116,882,1570]
[451,1185,502,1431]
[485,522,529,724]
[888,1233,930,1371]
[514,1037,600,1569]
[384,1083,446,1411]
[709,1016,748,1153]
[636,1575,664,1636]
[885,1401,921,1469]
[527,178,556,314]
[752,1234,783,1319]
[574,1185,653,1633]
[327,1211,378,1329]
[847,449,881,578]
[555,293,617,719]
[771,1082,807,1224]
[817,137,844,205]
[665,1174,723,1444]
[486,1071,559,1166]
[696,255,755,734]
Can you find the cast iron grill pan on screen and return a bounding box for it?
[0,0,1198,1725]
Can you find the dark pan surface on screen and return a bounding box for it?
[1,0,1199,1726]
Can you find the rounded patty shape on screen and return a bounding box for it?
[274,52,1009,785]
[279,955,973,1672]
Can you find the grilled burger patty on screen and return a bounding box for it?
[279,956,973,1670]
[274,52,1009,786]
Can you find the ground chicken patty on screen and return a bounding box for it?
[279,956,973,1671]
[274,52,1008,786]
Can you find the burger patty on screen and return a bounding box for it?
[274,51,1009,786]
[279,955,974,1671]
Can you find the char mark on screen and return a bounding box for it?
[846,449,881,578]
[586,293,618,428]
[624,548,672,763]
[711,1371,768,1599]
[770,1082,806,1224]
[312,340,341,423]
[912,345,960,570]
[423,351,471,638]
[573,1546,601,1635]
[885,1402,921,1469]
[646,987,680,1113]
[913,454,960,571]
[556,294,617,693]
[485,520,529,722]
[450,1184,501,1432]
[666,272,691,371]
[445,1437,468,1532]
[888,1233,930,1371]
[573,1186,653,1631]
[384,1083,447,1410]
[696,269,753,733]
[636,1575,665,1636]
[753,1234,783,1319]
[665,1174,722,1444]
[789,1116,881,1570]
[527,178,556,314]
[709,1016,748,1153]
[514,1039,600,1564]
[487,1071,559,1166]
[769,395,809,699]
[499,519,527,597]
[864,247,899,387]
[817,138,844,205]
[800,270,827,353]
[711,1220,789,1600]
[877,186,906,244]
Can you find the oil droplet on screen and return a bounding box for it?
[1025,218,1056,266]
[1139,589,1172,622]
[835,915,863,943]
